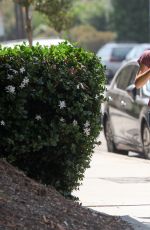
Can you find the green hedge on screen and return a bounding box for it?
[0,42,105,195]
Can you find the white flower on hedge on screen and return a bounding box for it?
[77,84,80,89]
[60,117,65,122]
[11,69,18,74]
[20,83,25,89]
[84,96,88,102]
[84,121,90,128]
[5,85,15,94]
[0,120,5,126]
[59,101,66,109]
[95,94,99,99]
[7,74,14,80]
[84,127,90,136]
[20,77,29,88]
[77,83,85,90]
[80,83,85,89]
[33,57,38,61]
[35,115,42,120]
[23,77,29,85]
[20,67,25,74]
[73,120,78,126]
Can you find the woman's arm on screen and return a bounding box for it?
[135,67,150,89]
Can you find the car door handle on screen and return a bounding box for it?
[121,100,126,106]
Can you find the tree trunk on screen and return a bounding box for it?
[24,5,32,46]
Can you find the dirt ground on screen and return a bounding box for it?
[0,159,133,230]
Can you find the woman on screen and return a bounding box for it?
[135,50,150,89]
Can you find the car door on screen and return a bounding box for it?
[107,67,132,141]
[117,64,142,149]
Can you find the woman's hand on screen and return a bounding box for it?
[135,65,150,89]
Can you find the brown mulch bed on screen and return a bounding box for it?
[0,159,133,230]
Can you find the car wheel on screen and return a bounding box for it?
[105,118,128,155]
[105,118,118,153]
[142,123,150,159]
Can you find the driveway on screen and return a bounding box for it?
[73,132,150,229]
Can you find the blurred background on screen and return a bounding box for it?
[0,0,150,82]
[0,0,149,52]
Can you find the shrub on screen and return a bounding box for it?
[33,24,59,38]
[67,25,116,53]
[0,42,105,195]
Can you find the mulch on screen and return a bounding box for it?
[0,159,133,230]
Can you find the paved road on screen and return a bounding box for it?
[73,132,150,229]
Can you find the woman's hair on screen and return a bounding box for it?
[138,50,150,67]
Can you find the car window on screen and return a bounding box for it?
[126,45,150,60]
[111,46,133,61]
[126,46,139,60]
[116,65,138,90]
[97,44,112,59]
[130,65,139,84]
[137,46,150,58]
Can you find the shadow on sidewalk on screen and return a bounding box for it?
[122,215,150,230]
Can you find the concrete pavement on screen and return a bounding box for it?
[73,133,150,229]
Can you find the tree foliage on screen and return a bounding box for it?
[12,0,74,44]
[71,0,110,31]
[111,0,149,42]
[35,0,74,32]
[13,0,33,6]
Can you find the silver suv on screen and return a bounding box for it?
[97,42,137,83]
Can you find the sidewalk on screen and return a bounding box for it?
[73,136,150,230]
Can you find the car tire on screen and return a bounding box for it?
[105,118,119,153]
[105,117,128,155]
[142,123,150,159]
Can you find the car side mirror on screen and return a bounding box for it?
[126,84,136,100]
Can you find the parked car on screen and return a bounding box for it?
[103,60,150,159]
[123,43,150,64]
[96,42,137,84]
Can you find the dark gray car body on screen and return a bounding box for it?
[103,60,150,158]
